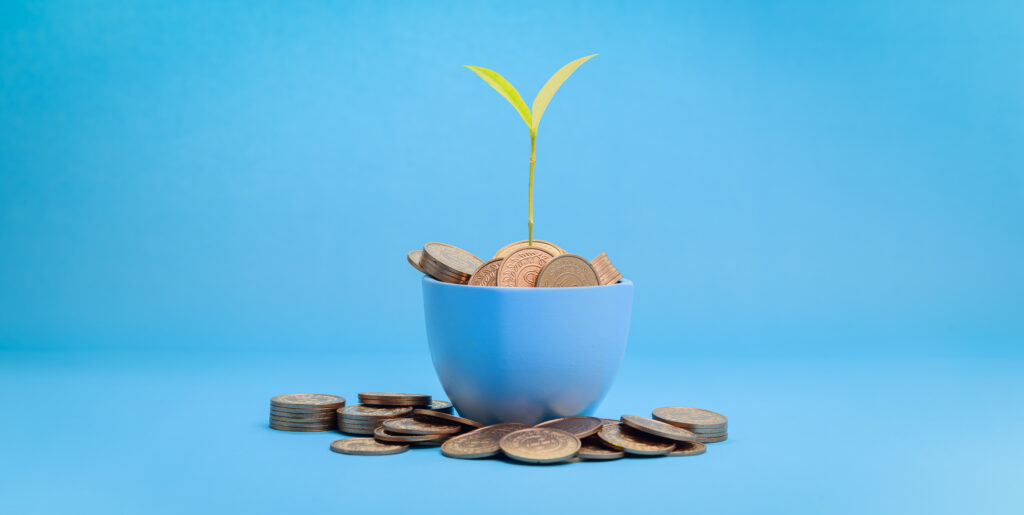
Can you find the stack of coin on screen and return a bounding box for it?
[591,252,623,285]
[358,392,432,407]
[337,405,413,435]
[652,406,728,443]
[417,243,483,284]
[269,394,345,432]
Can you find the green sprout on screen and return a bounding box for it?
[465,54,597,245]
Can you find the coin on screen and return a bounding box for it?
[270,405,339,414]
[668,441,707,456]
[422,243,483,283]
[338,405,413,419]
[358,392,432,407]
[468,258,503,286]
[412,409,484,429]
[493,240,565,259]
[499,428,581,464]
[269,418,335,427]
[694,434,728,443]
[590,252,623,285]
[270,394,345,409]
[534,416,603,438]
[440,423,532,459]
[329,438,409,456]
[621,415,698,443]
[269,410,337,420]
[651,406,728,429]
[496,247,554,287]
[373,426,450,443]
[270,424,333,432]
[535,254,600,287]
[269,415,337,424]
[600,418,619,426]
[427,400,454,413]
[382,417,462,435]
[688,426,729,436]
[576,440,625,460]
[597,423,675,455]
[407,250,427,274]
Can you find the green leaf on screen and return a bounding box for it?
[464,65,533,131]
[531,54,597,131]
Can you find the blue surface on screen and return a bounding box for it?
[1,1,1022,513]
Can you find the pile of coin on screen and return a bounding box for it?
[652,406,729,443]
[408,240,623,288]
[269,394,345,432]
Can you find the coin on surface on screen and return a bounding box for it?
[468,258,503,286]
[499,428,581,464]
[338,405,413,419]
[382,417,462,435]
[597,423,675,455]
[270,394,346,409]
[694,434,728,443]
[427,400,454,413]
[412,409,485,429]
[496,247,555,287]
[373,426,450,443]
[270,424,333,432]
[534,417,603,438]
[407,250,427,274]
[600,418,620,426]
[621,415,698,442]
[651,406,728,429]
[269,415,336,424]
[688,426,729,436]
[668,441,707,457]
[493,240,565,259]
[358,392,432,407]
[535,254,600,287]
[441,423,532,459]
[422,243,483,281]
[576,439,625,460]
[329,438,409,456]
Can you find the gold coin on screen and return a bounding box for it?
[535,254,600,287]
[382,417,462,435]
[412,409,485,429]
[668,441,707,456]
[534,416,603,438]
[496,247,555,287]
[407,250,427,274]
[358,392,432,407]
[337,405,413,419]
[329,438,409,456]
[621,415,698,442]
[423,242,483,278]
[597,423,675,455]
[651,406,728,429]
[493,239,565,259]
[270,394,345,409]
[440,423,532,459]
[468,258,503,286]
[576,440,625,460]
[373,426,450,443]
[499,428,581,464]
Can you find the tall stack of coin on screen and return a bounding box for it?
[652,406,728,443]
[337,405,413,435]
[418,243,483,284]
[591,252,623,285]
[269,394,345,432]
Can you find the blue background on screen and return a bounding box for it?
[1,1,1021,513]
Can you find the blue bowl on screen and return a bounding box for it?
[422,277,634,425]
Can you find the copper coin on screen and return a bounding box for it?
[535,254,600,287]
[590,252,623,285]
[269,419,335,427]
[669,441,708,456]
[600,418,620,426]
[270,414,337,424]
[597,423,675,455]
[694,434,728,443]
[412,409,485,429]
[427,400,454,413]
[688,426,729,436]
[407,250,427,274]
[534,416,603,438]
[441,423,532,459]
[621,415,698,442]
[329,438,409,456]
[493,240,565,259]
[496,247,555,287]
[358,392,432,407]
[423,242,483,278]
[651,406,728,429]
[576,440,625,460]
[468,258,503,286]
[382,417,462,435]
[270,394,345,409]
[270,404,339,414]
[270,424,334,432]
[338,405,413,419]
[499,428,581,464]
[373,426,450,443]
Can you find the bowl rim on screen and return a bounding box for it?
[422,276,632,291]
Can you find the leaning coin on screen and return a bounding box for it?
[535,416,603,438]
[270,394,345,409]
[494,240,565,259]
[468,258,503,286]
[329,438,409,456]
[535,254,600,288]
[382,417,462,435]
[651,406,728,429]
[373,426,450,443]
[621,414,698,442]
[412,409,485,429]
[668,441,707,456]
[408,250,427,274]
[496,247,555,287]
[499,428,581,465]
[597,423,675,456]
[440,423,531,459]
[577,439,625,460]
[427,400,454,413]
[423,242,483,278]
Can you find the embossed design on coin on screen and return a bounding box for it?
[597,423,675,455]
[270,394,345,408]
[412,409,485,429]
[496,247,555,287]
[493,240,565,259]
[407,250,427,274]
[499,428,581,464]
[621,415,698,442]
[329,438,409,456]
[668,441,707,456]
[534,416,603,438]
[441,423,532,459]
[535,254,600,287]
[576,439,625,460]
[382,417,462,435]
[651,406,728,429]
[468,258,503,286]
